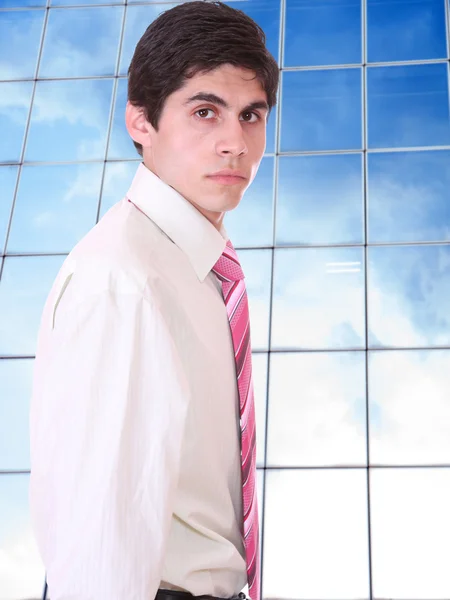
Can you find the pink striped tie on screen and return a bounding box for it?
[212,240,260,600]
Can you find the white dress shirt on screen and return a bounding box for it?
[29,163,247,600]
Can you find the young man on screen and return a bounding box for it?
[29,2,279,600]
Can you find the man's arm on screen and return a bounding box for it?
[29,281,190,600]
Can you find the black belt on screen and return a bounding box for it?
[156,589,247,600]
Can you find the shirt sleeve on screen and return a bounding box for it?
[29,275,190,600]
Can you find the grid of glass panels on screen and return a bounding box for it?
[1,0,450,598]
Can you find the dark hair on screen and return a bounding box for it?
[127,0,279,156]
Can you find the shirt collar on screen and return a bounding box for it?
[127,163,228,283]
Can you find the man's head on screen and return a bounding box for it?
[125,1,279,227]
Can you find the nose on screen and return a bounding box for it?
[215,119,248,157]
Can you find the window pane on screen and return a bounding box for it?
[368,0,447,62]
[0,256,65,356]
[7,164,102,254]
[0,474,45,599]
[237,249,271,351]
[368,245,450,348]
[25,79,114,162]
[228,0,280,65]
[52,0,123,4]
[100,161,139,218]
[253,353,268,468]
[276,153,363,245]
[281,68,362,152]
[371,468,450,599]
[0,359,33,471]
[263,469,369,599]
[1,0,45,6]
[367,63,450,149]
[284,0,361,67]
[268,351,366,467]
[226,157,274,248]
[118,4,169,75]
[272,247,365,350]
[0,81,33,164]
[39,6,123,78]
[0,166,18,253]
[256,468,264,537]
[368,150,450,243]
[369,350,450,466]
[0,10,44,80]
[108,78,137,160]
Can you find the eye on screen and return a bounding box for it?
[195,108,215,119]
[240,111,259,123]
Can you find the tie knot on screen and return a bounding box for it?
[212,240,245,282]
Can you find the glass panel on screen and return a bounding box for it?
[25,79,114,162]
[368,0,448,62]
[256,468,264,539]
[368,150,450,244]
[0,0,45,6]
[368,245,450,348]
[272,247,365,350]
[108,78,137,160]
[371,468,450,599]
[0,166,18,253]
[281,68,362,152]
[119,4,170,76]
[0,9,44,80]
[39,6,123,78]
[0,81,33,164]
[263,469,370,600]
[284,0,361,67]
[253,353,268,468]
[0,256,65,356]
[276,153,364,246]
[0,474,45,600]
[52,0,123,4]
[367,63,450,149]
[268,351,366,467]
[369,350,450,466]
[100,161,139,218]
[7,164,102,254]
[0,359,33,471]
[225,157,274,248]
[237,249,271,351]
[228,0,280,65]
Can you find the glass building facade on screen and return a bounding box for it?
[1,0,450,598]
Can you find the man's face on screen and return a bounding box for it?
[143,64,269,226]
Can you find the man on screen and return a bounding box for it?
[29,2,279,600]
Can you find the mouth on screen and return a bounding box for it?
[206,170,247,186]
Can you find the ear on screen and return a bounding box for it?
[125,101,155,150]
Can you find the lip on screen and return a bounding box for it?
[207,169,247,185]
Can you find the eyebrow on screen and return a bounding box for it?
[183,92,269,113]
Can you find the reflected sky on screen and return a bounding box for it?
[25,78,114,162]
[370,350,450,466]
[368,245,450,348]
[0,9,44,81]
[52,0,123,4]
[0,359,33,471]
[371,468,450,599]
[368,0,448,63]
[0,255,66,356]
[272,247,365,350]
[276,153,364,246]
[368,63,450,149]
[281,68,362,152]
[100,160,139,217]
[263,469,369,599]
[236,249,272,351]
[225,156,274,248]
[0,0,45,5]
[39,6,123,78]
[0,474,45,600]
[368,150,450,243]
[284,0,361,67]
[268,351,366,467]
[7,163,102,254]
[0,81,33,164]
[252,353,268,468]
[0,166,18,253]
